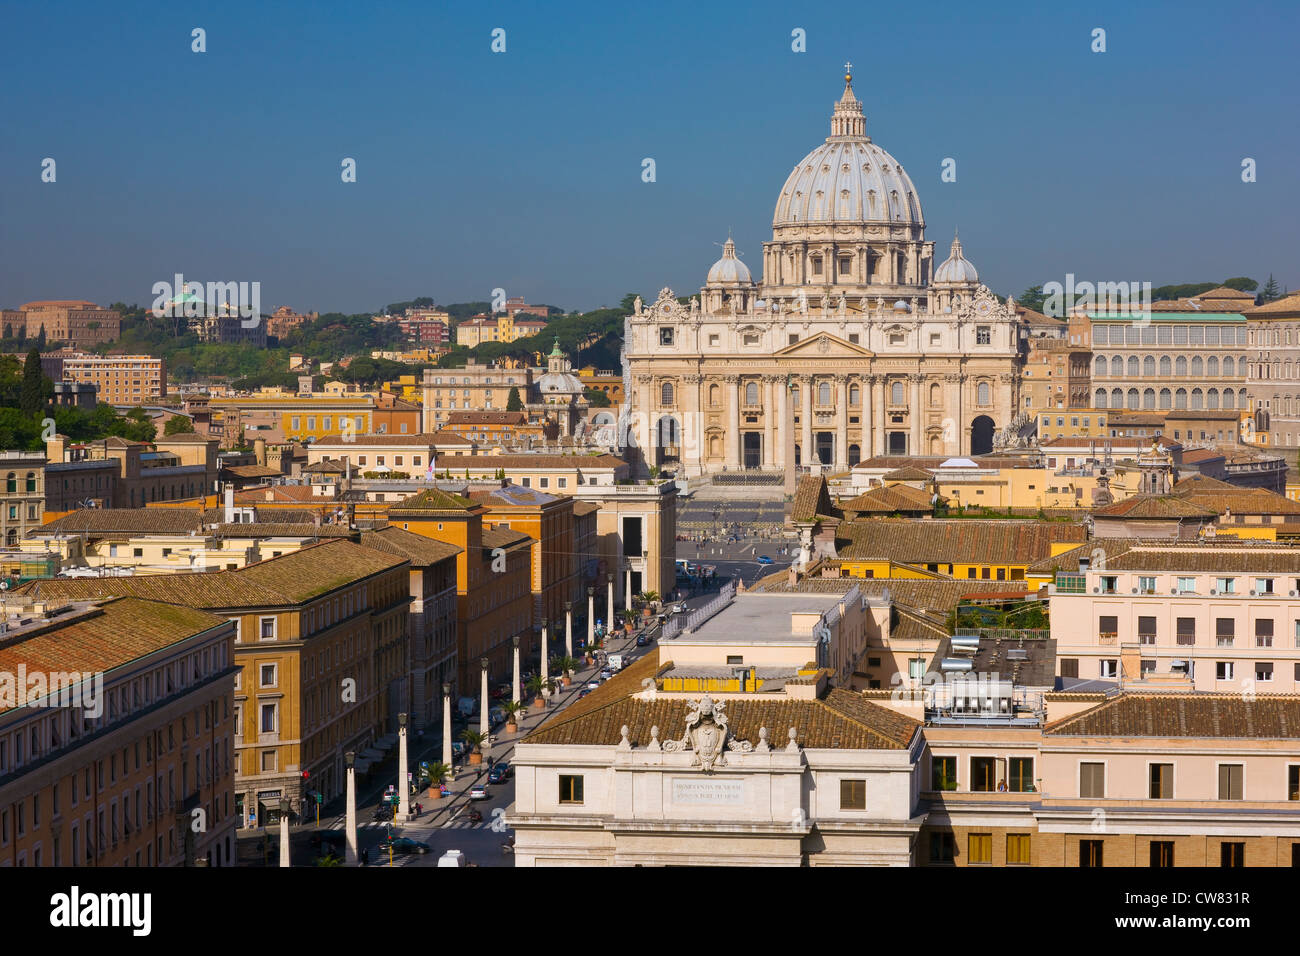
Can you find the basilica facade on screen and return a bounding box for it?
[622,70,1021,477]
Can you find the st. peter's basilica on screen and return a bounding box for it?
[621,68,1022,477]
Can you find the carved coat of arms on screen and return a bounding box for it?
[662,695,753,772]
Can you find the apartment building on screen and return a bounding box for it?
[442,411,549,446]
[209,395,376,447]
[307,432,474,478]
[0,454,44,548]
[17,540,411,825]
[1243,292,1300,450]
[1048,540,1300,692]
[0,596,238,867]
[43,434,219,511]
[421,361,535,430]
[62,353,167,403]
[265,306,318,339]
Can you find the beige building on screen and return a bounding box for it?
[1244,292,1300,449]
[422,361,535,431]
[62,353,167,403]
[18,300,121,349]
[0,595,238,867]
[1,453,44,548]
[623,72,1021,475]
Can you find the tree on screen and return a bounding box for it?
[584,387,611,407]
[20,349,43,418]
[1017,285,1047,313]
[164,415,197,435]
[1261,274,1282,304]
[1222,277,1258,293]
[619,292,644,313]
[35,327,46,351]
[506,386,522,411]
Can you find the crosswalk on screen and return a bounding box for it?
[318,815,496,831]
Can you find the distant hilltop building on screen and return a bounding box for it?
[455,310,549,348]
[265,305,319,338]
[15,300,121,348]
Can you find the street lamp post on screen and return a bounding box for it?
[279,798,292,868]
[479,658,490,744]
[441,683,454,783]
[625,564,632,617]
[564,601,573,658]
[512,635,521,715]
[607,573,614,632]
[344,751,358,866]
[396,712,410,823]
[540,623,550,694]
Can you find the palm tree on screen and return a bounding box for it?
[459,728,486,764]
[525,674,546,706]
[423,761,450,798]
[501,699,523,731]
[556,655,578,681]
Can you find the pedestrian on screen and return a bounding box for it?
[361,847,369,865]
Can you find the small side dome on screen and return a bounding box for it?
[706,235,753,285]
[934,230,979,285]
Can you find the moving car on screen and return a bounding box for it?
[372,803,394,822]
[438,850,467,867]
[635,634,650,647]
[757,555,774,565]
[468,784,489,800]
[487,762,512,784]
[377,837,431,855]
[578,688,592,699]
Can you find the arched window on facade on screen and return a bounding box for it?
[1159,388,1172,409]
[1095,355,1107,377]
[791,387,801,409]
[1175,388,1188,409]
[1191,388,1204,410]
[1095,388,1108,408]
[1223,388,1235,409]
[708,383,720,406]
[1143,356,1155,377]
[661,381,675,406]
[850,384,862,406]
[891,380,904,405]
[1111,388,1123,407]
[745,381,759,405]
[1143,388,1156,409]
[1176,356,1188,376]
[1111,356,1123,376]
[1127,388,1139,410]
[1207,356,1219,376]
[1207,388,1219,409]
[1191,356,1203,377]
[818,381,832,405]
[1223,356,1235,376]
[977,382,991,406]
[929,383,940,406]
[1159,355,1171,376]
[1127,356,1140,377]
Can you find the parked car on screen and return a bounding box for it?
[488,762,512,784]
[586,680,601,690]
[635,634,649,647]
[489,706,505,726]
[373,803,394,822]
[468,784,489,800]
[377,837,431,855]
[450,741,468,759]
[578,688,592,699]
[757,555,774,565]
[599,668,614,681]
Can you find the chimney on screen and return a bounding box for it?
[223,485,235,523]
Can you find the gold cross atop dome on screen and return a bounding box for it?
[844,61,853,83]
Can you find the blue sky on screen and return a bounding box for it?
[1,0,1296,314]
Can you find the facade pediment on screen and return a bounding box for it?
[774,332,874,358]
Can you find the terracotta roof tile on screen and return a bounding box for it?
[836,518,1086,564]
[1046,693,1300,738]
[1091,496,1219,519]
[360,526,462,564]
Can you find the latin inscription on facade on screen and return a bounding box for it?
[672,777,745,805]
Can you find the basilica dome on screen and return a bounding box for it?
[772,73,923,228]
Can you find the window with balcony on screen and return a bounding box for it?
[1176,617,1196,646]
[1255,619,1274,647]
[1137,616,1156,645]
[1098,615,1118,643]
[1100,576,1118,594]
[1137,576,1156,594]
[1215,577,1235,594]
[1176,576,1196,594]
[1008,757,1034,792]
[1255,578,1275,595]
[1216,618,1235,647]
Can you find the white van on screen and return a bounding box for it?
[606,654,624,672]
[437,849,467,867]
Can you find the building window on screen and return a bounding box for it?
[1006,834,1031,865]
[259,664,276,688]
[1218,764,1243,801]
[660,382,675,406]
[1008,757,1034,792]
[1176,617,1196,646]
[977,382,991,405]
[1216,618,1234,647]
[1099,659,1117,679]
[1216,661,1234,681]
[1149,763,1173,799]
[1288,765,1299,801]
[558,775,584,805]
[1080,762,1105,799]
[931,756,957,791]
[1256,661,1274,682]
[1080,839,1104,867]
[1221,842,1245,867]
[1256,619,1274,647]
[976,326,991,346]
[1150,841,1174,867]
[260,703,277,734]
[967,833,992,865]
[929,831,954,864]
[1137,615,1156,644]
[659,327,674,346]
[970,756,997,792]
[259,617,276,641]
[839,779,866,811]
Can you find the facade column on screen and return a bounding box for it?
[800,375,813,468]
[607,575,615,630]
[910,373,923,456]
[762,376,775,468]
[725,375,741,469]
[624,567,632,614]
[441,685,453,782]
[564,601,573,657]
[776,375,789,470]
[344,752,358,866]
[836,374,850,469]
[873,377,887,457]
[396,714,409,822]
